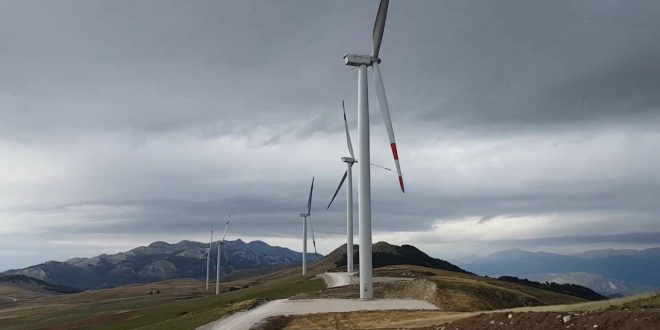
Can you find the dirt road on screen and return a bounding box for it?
[197,298,438,330]
[0,296,17,304]
[317,272,413,288]
[317,272,356,287]
[277,293,659,329]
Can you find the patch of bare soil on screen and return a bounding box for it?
[293,276,552,312]
[429,309,660,330]
[291,280,437,305]
[251,315,294,330]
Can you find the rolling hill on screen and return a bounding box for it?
[0,275,80,295]
[321,241,469,273]
[0,275,82,306]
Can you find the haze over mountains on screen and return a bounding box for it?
[3,238,657,299]
[1,239,321,290]
[459,247,660,297]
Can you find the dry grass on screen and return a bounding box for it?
[299,265,585,312]
[279,294,660,329]
[0,272,325,330]
[277,310,459,330]
[0,285,47,302]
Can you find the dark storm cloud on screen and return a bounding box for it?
[1,0,660,269]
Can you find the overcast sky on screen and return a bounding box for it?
[1,0,660,271]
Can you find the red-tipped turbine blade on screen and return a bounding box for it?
[373,62,404,193]
[391,143,405,192]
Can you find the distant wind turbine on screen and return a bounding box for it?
[299,177,316,275]
[343,0,404,299]
[327,101,399,274]
[327,101,356,273]
[205,225,213,291]
[215,216,230,295]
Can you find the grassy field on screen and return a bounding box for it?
[0,285,45,302]
[3,262,651,329]
[0,273,324,330]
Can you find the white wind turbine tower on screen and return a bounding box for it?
[215,215,230,295]
[327,100,356,273]
[205,225,213,291]
[299,177,317,276]
[344,0,404,299]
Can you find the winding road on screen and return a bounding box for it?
[318,271,413,288]
[197,272,428,330]
[1,296,17,303]
[197,298,438,330]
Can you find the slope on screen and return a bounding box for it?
[318,242,469,274]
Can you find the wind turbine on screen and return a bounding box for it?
[343,0,404,299]
[205,225,213,291]
[327,101,400,274]
[299,177,317,275]
[327,100,356,273]
[215,215,230,295]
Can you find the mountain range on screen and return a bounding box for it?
[459,247,660,297]
[1,239,322,290]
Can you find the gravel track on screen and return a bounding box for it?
[197,298,438,330]
[318,272,413,288]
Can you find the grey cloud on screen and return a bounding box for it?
[1,0,660,269]
[478,216,496,224]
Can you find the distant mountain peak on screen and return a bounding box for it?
[322,242,468,274]
[1,238,321,290]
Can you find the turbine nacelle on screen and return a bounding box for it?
[342,156,356,164]
[343,54,379,67]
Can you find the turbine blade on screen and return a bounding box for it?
[308,216,317,255]
[223,245,229,265]
[307,177,314,215]
[342,100,355,159]
[221,219,229,242]
[373,62,405,192]
[327,170,348,209]
[372,0,390,58]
